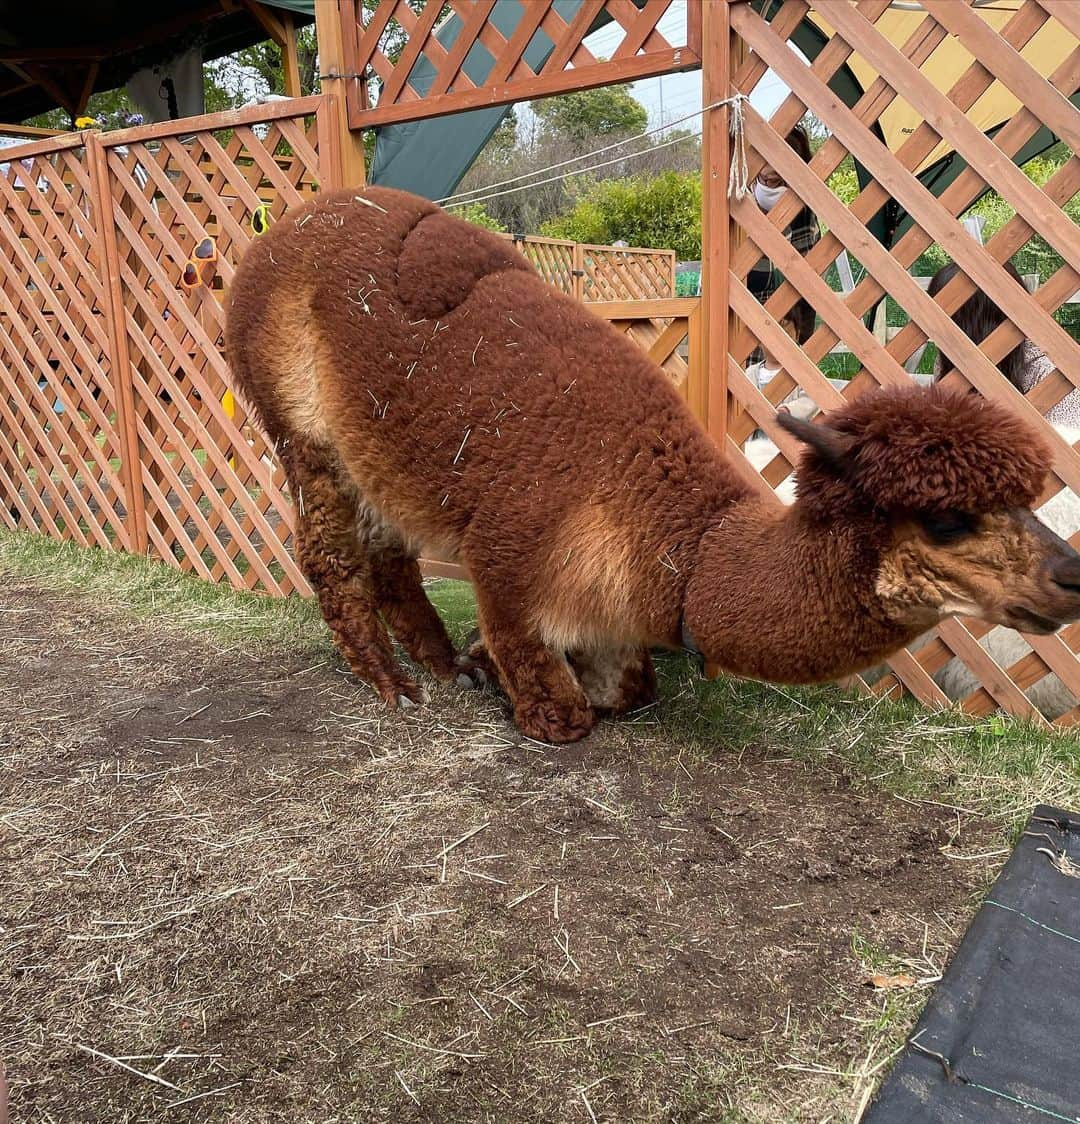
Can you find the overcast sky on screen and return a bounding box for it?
[591,1,790,135]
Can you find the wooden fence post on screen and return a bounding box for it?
[315,0,368,188]
[316,92,345,192]
[86,131,147,554]
[572,242,585,301]
[700,0,740,447]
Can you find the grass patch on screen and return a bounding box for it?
[0,527,481,648]
[0,528,329,651]
[652,653,1080,827]
[3,526,1078,830]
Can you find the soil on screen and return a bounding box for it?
[0,577,996,1123]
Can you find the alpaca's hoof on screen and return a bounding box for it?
[515,698,596,744]
[397,685,429,708]
[456,630,501,691]
[456,667,487,690]
[380,678,426,709]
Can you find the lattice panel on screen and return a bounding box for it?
[502,234,577,296]
[496,235,677,302]
[724,0,1080,726]
[580,245,677,301]
[344,0,698,127]
[100,105,329,596]
[591,299,701,403]
[0,142,131,549]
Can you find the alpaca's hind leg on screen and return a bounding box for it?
[367,537,484,686]
[285,446,422,707]
[473,589,595,744]
[570,646,657,716]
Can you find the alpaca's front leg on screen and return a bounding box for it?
[473,592,596,744]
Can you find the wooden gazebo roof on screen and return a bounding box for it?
[0,0,313,124]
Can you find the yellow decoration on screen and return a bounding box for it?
[223,388,237,470]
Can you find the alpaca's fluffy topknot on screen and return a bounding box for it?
[799,385,1051,514]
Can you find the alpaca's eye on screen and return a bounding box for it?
[920,509,978,545]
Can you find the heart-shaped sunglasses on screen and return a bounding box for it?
[181,236,218,290]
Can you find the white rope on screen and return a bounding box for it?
[438,93,750,209]
[727,92,750,200]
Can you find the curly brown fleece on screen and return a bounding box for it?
[792,385,1050,517]
[225,187,1060,743]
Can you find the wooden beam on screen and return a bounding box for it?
[238,1,302,96]
[76,62,99,116]
[700,0,732,446]
[13,61,77,115]
[350,45,700,128]
[85,132,148,555]
[314,0,366,188]
[240,0,288,47]
[282,11,302,98]
[0,122,64,138]
[0,46,109,62]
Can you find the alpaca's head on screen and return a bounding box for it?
[779,385,1080,635]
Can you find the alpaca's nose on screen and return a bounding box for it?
[1050,553,1080,593]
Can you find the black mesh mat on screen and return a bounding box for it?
[865,804,1080,1123]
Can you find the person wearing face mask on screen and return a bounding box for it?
[746,123,820,348]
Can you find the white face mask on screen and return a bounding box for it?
[754,180,785,212]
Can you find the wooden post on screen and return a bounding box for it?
[700,0,737,447]
[315,0,367,189]
[701,1,742,682]
[86,131,147,554]
[281,11,302,98]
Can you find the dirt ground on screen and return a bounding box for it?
[0,576,996,1122]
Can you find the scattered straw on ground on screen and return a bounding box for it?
[0,546,1065,1122]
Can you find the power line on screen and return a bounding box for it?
[440,130,702,211]
[439,97,723,206]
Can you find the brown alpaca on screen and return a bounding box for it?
[225,187,1080,743]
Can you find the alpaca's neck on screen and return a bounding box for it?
[682,500,921,684]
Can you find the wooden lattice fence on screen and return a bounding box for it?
[0,94,685,600]
[340,0,698,127]
[498,233,677,301]
[3,0,1079,727]
[591,298,705,418]
[719,0,1080,726]
[0,98,337,595]
[0,135,131,552]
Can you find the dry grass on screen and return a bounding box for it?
[2,530,1079,1121]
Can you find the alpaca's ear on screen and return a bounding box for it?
[775,412,855,471]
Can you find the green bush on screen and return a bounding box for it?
[456,202,507,232]
[826,161,859,207]
[541,171,701,259]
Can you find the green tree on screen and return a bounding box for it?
[542,170,701,258]
[457,202,506,232]
[233,26,319,98]
[532,84,648,143]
